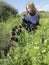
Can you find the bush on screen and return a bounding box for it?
[0,1,18,22]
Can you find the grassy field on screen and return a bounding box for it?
[0,13,49,65]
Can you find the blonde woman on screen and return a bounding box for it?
[22,2,40,31]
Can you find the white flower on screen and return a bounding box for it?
[44,40,47,43]
[35,42,38,44]
[34,47,39,49]
[42,50,46,53]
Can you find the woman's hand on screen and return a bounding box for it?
[22,14,26,19]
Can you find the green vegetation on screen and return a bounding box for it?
[0,14,49,65]
[0,1,18,22]
[0,1,49,65]
[40,11,49,18]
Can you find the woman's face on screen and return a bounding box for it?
[26,5,33,13]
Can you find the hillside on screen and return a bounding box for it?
[0,11,49,65]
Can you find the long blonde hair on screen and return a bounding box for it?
[26,2,39,14]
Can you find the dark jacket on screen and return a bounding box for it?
[22,13,39,27]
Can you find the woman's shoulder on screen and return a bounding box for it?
[34,14,40,19]
[34,14,39,16]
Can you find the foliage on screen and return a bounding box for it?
[0,12,49,65]
[40,11,49,18]
[0,1,18,22]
